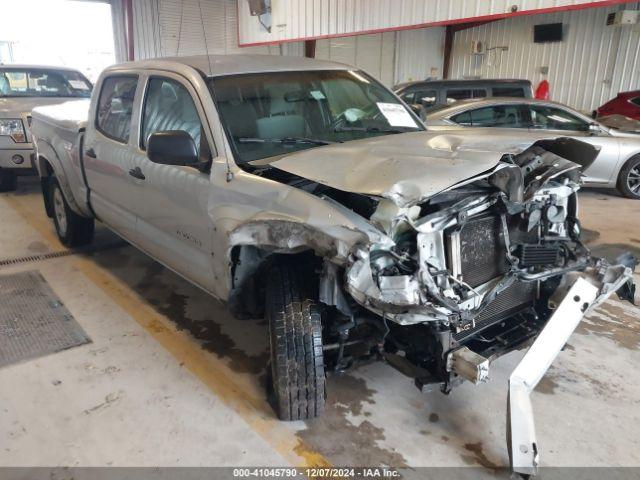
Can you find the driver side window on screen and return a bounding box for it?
[141,77,212,160]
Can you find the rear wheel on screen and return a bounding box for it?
[49,177,95,247]
[266,262,325,421]
[0,170,17,192]
[617,156,640,199]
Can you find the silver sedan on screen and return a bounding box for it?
[424,97,640,199]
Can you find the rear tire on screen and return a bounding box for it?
[617,156,640,199]
[266,262,325,421]
[49,177,95,247]
[0,170,17,192]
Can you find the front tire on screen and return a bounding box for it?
[0,170,17,192]
[266,262,325,421]
[617,156,640,199]
[49,177,95,247]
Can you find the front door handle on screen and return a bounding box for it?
[128,166,146,180]
[85,147,97,158]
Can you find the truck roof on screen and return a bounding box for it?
[110,54,352,77]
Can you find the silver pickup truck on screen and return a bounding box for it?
[0,64,92,191]
[30,55,635,475]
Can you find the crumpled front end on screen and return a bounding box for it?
[346,138,634,326]
[339,137,636,474]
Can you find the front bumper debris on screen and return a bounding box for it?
[508,262,634,476]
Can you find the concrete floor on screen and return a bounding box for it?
[1,178,639,474]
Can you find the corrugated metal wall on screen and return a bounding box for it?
[109,0,128,62]
[238,0,634,46]
[315,32,396,85]
[131,0,303,60]
[449,3,640,111]
[394,27,445,85]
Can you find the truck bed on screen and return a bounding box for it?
[31,99,90,133]
[30,99,92,217]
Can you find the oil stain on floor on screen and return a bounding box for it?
[296,373,408,467]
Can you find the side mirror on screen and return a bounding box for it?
[410,104,422,115]
[588,122,602,134]
[147,130,198,166]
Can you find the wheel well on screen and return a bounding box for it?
[228,245,321,319]
[617,154,640,181]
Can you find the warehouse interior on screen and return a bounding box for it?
[1,1,640,479]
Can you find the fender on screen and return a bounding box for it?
[34,135,92,218]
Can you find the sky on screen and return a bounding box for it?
[0,0,116,81]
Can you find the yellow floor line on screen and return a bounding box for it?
[4,194,330,468]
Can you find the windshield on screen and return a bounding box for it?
[0,68,92,98]
[209,70,423,163]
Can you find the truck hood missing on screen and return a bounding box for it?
[270,131,564,207]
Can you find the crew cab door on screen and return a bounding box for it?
[523,104,620,184]
[127,72,216,292]
[83,74,140,242]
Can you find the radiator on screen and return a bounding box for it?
[454,280,538,343]
[450,214,509,288]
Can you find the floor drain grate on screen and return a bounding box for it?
[0,240,128,267]
[0,270,91,367]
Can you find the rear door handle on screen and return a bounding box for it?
[128,166,146,180]
[85,147,97,158]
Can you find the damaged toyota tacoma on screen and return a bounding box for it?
[29,55,636,475]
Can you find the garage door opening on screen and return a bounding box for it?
[0,0,116,82]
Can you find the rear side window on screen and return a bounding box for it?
[446,89,472,104]
[630,97,640,107]
[399,90,416,104]
[446,89,486,104]
[415,89,438,108]
[493,86,525,97]
[451,105,523,127]
[528,105,589,131]
[96,76,138,143]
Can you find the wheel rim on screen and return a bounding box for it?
[53,187,68,236]
[628,164,640,196]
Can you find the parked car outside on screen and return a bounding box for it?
[0,64,92,191]
[595,90,640,121]
[30,55,635,476]
[424,97,640,199]
[393,78,532,117]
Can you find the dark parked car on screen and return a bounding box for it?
[595,90,640,121]
[394,78,532,117]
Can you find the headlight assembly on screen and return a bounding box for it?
[0,118,27,143]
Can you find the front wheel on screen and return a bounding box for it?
[266,262,326,421]
[617,156,640,199]
[49,177,95,247]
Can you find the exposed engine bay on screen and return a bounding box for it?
[247,136,636,475]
